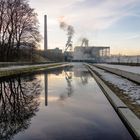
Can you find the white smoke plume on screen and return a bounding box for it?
[59,18,75,49]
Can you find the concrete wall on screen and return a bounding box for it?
[0,61,54,67]
[94,65,140,84]
[106,56,140,63]
[86,64,140,139]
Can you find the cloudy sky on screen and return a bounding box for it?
[29,0,140,55]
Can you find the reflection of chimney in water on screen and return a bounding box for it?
[44,74,48,106]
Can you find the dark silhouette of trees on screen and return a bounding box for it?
[0,76,41,140]
[0,0,41,61]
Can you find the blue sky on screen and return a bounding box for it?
[29,0,140,55]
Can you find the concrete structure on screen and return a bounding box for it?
[47,48,62,54]
[94,64,140,84]
[0,63,70,78]
[73,46,110,62]
[106,55,140,64]
[44,48,64,61]
[86,64,140,140]
[44,15,48,50]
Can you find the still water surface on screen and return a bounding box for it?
[0,63,133,140]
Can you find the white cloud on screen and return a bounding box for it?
[29,0,140,54]
[30,0,140,32]
[62,0,140,30]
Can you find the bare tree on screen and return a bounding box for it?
[0,0,41,61]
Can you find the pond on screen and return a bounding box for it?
[0,63,133,140]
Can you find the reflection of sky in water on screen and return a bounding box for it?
[13,64,133,140]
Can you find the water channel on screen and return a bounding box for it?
[0,63,133,140]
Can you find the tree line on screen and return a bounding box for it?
[0,0,41,61]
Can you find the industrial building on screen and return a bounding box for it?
[73,46,110,63]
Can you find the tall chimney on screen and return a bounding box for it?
[44,15,47,50]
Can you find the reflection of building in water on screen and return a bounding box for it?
[73,46,110,62]
[74,69,89,78]
[73,65,90,85]
[47,67,70,75]
[45,74,48,106]
[44,67,74,104]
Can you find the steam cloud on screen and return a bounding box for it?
[60,21,75,49]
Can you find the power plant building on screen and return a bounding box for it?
[73,46,110,62]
